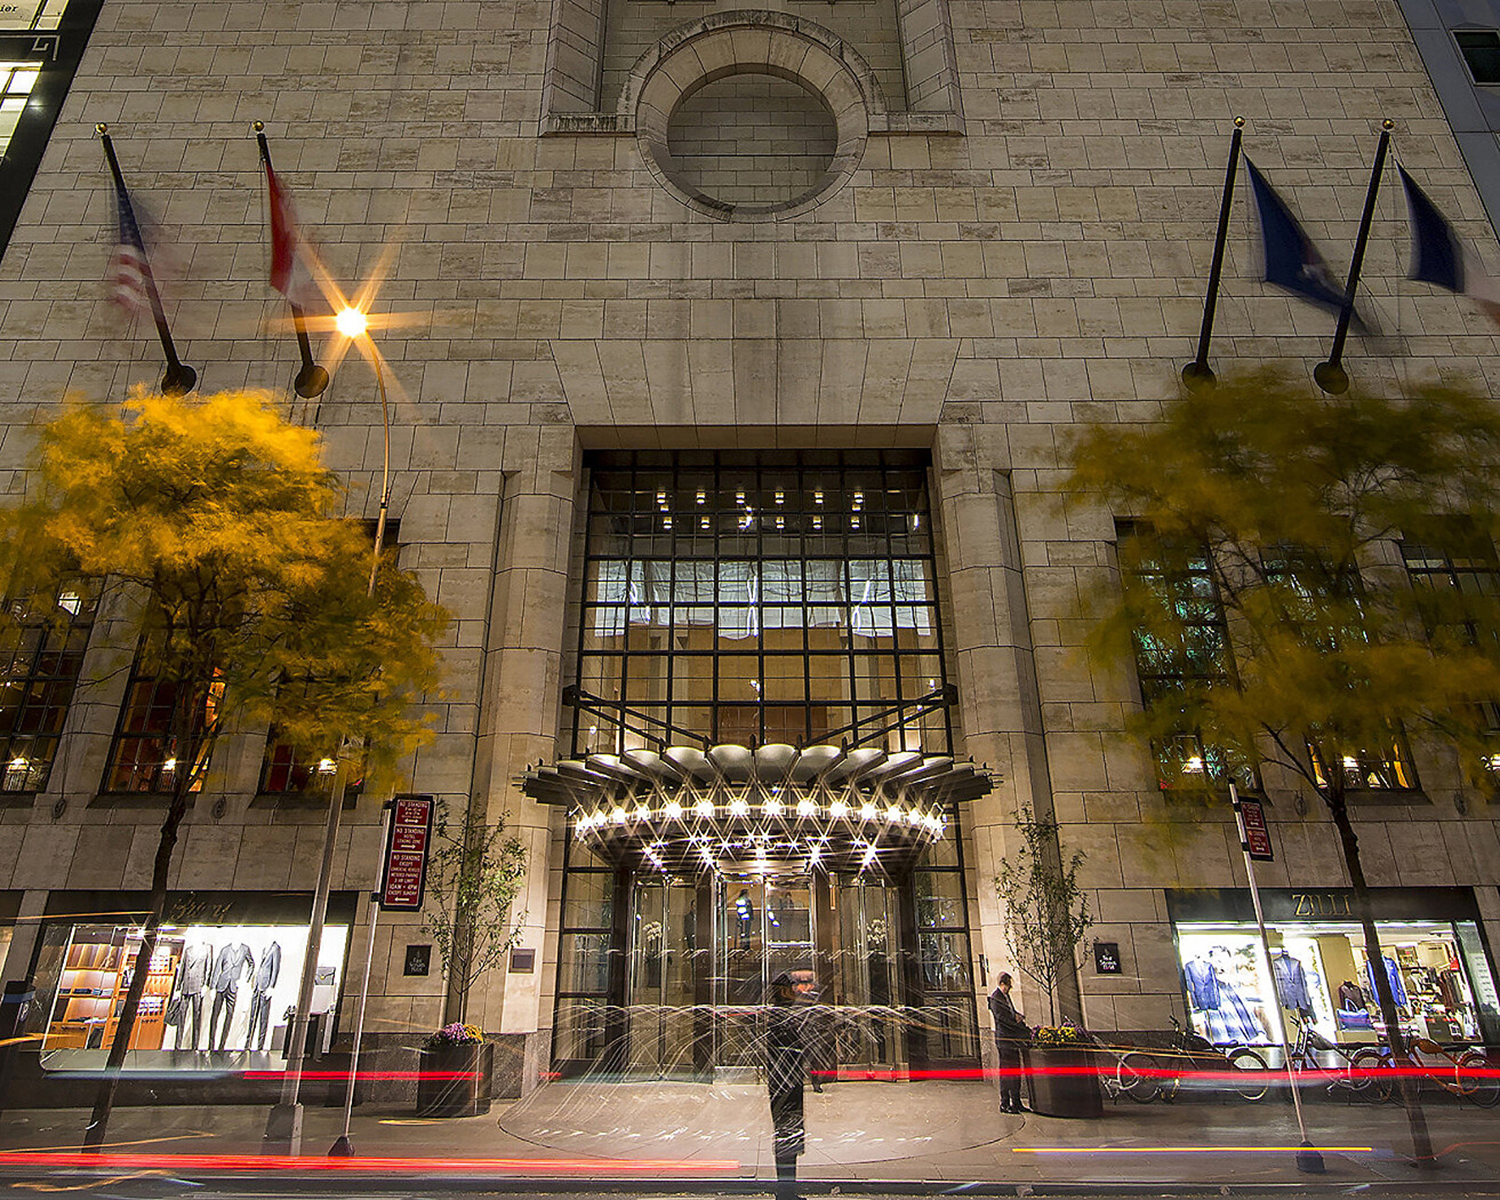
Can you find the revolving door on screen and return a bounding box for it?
[621,870,908,1075]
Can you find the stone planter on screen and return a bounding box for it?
[416,1041,494,1118]
[1024,1044,1103,1118]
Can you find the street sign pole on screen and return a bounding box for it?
[329,802,395,1157]
[1231,783,1323,1174]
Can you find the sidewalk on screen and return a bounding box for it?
[1,1078,1499,1192]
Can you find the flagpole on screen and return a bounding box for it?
[1314,119,1395,395]
[96,125,196,396]
[254,122,329,399]
[1183,117,1245,389]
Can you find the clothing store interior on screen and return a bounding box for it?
[1176,918,1497,1051]
[32,920,347,1069]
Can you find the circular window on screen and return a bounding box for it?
[631,15,875,221]
[665,73,838,210]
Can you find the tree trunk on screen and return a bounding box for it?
[82,775,192,1149]
[1326,781,1437,1169]
[441,817,482,1027]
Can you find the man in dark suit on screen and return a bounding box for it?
[987,972,1030,1114]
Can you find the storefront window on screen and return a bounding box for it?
[33,918,347,1068]
[1175,911,1495,1049]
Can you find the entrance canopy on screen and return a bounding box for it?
[522,743,994,876]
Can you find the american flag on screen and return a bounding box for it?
[110,175,152,315]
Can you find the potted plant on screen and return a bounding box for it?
[1025,1023,1103,1119]
[994,804,1101,1117]
[416,1022,495,1117]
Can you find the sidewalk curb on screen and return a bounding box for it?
[2,1171,1497,1197]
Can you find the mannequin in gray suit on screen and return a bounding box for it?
[209,942,254,1050]
[247,941,282,1051]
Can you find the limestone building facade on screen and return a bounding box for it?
[1,0,1499,1092]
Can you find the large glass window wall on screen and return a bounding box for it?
[570,449,950,756]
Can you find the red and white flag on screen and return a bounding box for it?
[265,160,318,305]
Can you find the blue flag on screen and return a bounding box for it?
[1244,158,1349,315]
[1398,165,1463,291]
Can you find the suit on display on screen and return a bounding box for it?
[208,942,255,1050]
[247,942,281,1051]
[173,942,212,1050]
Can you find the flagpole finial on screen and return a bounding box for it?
[252,120,264,133]
[1233,116,1244,129]
[95,123,107,136]
[1383,118,1395,132]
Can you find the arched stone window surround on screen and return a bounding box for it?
[628,11,877,221]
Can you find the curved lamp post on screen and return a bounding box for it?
[265,307,391,1157]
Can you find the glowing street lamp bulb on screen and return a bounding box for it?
[335,307,368,338]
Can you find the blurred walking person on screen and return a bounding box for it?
[767,973,805,1179]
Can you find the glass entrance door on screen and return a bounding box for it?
[626,880,700,1074]
[830,876,905,1071]
[622,870,910,1074]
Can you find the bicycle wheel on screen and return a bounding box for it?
[1350,1047,1393,1102]
[1456,1050,1500,1108]
[1226,1046,1269,1101]
[1116,1051,1163,1103]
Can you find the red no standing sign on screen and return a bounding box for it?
[379,794,435,911]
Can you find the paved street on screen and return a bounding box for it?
[2,1077,1499,1196]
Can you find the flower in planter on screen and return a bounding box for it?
[1033,1024,1088,1047]
[425,1022,487,1050]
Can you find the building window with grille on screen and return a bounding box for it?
[1402,532,1500,777]
[102,646,223,794]
[0,582,94,793]
[1115,521,1255,791]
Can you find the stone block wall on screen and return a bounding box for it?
[0,0,1497,1067]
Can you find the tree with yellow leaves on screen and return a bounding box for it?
[0,389,447,1148]
[1070,370,1500,1167]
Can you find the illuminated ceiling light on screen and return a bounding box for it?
[335,307,368,338]
[886,804,902,822]
[612,806,628,825]
[763,798,783,817]
[860,802,878,821]
[663,800,682,820]
[797,798,817,817]
[162,757,177,772]
[829,799,848,819]
[317,757,337,775]
[729,798,750,817]
[1343,756,1359,769]
[634,804,651,821]
[695,798,714,818]
[907,807,922,825]
[1184,755,1205,773]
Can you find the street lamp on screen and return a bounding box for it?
[265,304,391,1157]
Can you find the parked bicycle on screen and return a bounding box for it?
[1102,1015,1268,1103]
[1282,1012,1385,1099]
[1351,1035,1499,1107]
